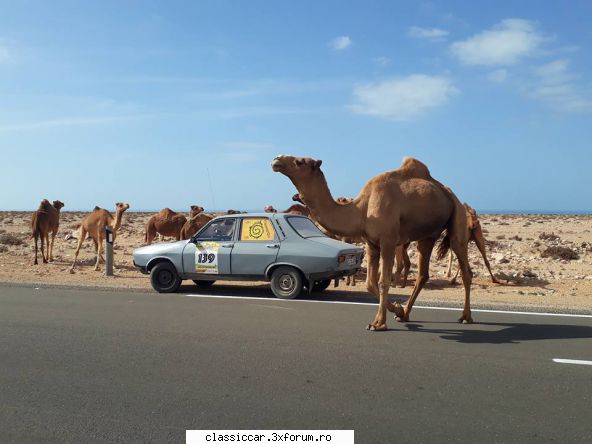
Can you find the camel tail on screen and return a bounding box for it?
[436,230,451,261]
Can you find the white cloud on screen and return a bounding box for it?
[330,36,352,51]
[451,19,542,65]
[531,59,592,112]
[373,56,391,66]
[349,75,458,121]
[488,69,508,83]
[408,26,449,41]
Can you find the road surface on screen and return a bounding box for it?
[1,284,591,442]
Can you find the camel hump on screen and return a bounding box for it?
[398,157,432,179]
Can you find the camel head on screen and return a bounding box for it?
[53,200,65,211]
[271,155,323,181]
[264,205,277,213]
[292,193,305,204]
[190,205,204,217]
[115,202,130,213]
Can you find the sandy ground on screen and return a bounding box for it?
[1,210,591,313]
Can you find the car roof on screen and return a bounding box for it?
[212,212,309,221]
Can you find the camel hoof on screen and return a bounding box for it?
[366,324,387,332]
[395,316,409,322]
[458,317,473,324]
[69,269,75,274]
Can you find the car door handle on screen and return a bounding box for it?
[266,244,280,249]
[221,243,233,248]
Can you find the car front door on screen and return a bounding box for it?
[230,217,280,276]
[182,218,237,276]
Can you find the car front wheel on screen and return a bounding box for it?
[270,266,303,299]
[150,261,182,293]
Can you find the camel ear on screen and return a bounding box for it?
[313,159,322,169]
[115,202,122,206]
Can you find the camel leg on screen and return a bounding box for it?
[450,238,473,324]
[450,265,460,285]
[70,229,87,272]
[396,238,437,322]
[401,243,411,288]
[365,243,380,300]
[49,231,56,262]
[33,233,39,265]
[41,233,48,263]
[473,226,500,284]
[393,246,404,287]
[368,242,399,331]
[445,250,454,277]
[94,234,105,271]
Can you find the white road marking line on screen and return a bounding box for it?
[252,304,294,310]
[553,359,592,366]
[182,294,592,319]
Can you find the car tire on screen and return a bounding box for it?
[192,280,215,288]
[150,261,182,293]
[312,279,331,292]
[270,266,303,299]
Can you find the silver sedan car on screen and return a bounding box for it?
[133,213,364,298]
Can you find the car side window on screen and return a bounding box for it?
[196,219,236,242]
[239,218,277,242]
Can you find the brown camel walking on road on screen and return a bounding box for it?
[272,155,472,330]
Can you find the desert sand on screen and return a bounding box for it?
[1,210,591,313]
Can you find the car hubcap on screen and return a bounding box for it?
[278,274,295,293]
[159,270,173,286]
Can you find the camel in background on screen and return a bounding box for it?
[272,155,472,331]
[31,199,64,265]
[70,202,130,272]
[264,205,277,213]
[145,206,203,244]
[446,203,500,284]
[180,212,214,239]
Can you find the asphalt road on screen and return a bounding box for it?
[1,284,591,443]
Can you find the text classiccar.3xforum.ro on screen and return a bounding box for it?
[200,431,337,442]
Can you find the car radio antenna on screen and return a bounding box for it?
[206,167,217,211]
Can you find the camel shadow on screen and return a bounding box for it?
[402,321,592,344]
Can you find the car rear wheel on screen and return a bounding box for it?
[312,279,331,292]
[150,262,181,293]
[192,280,215,288]
[270,266,303,299]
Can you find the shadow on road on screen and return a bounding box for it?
[178,282,402,305]
[403,321,592,344]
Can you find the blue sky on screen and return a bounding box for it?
[1,0,591,212]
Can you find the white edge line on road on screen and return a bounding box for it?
[553,359,592,366]
[182,294,592,319]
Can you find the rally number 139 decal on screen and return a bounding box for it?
[195,241,219,274]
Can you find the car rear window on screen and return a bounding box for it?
[286,216,326,238]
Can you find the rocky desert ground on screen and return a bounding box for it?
[1,210,591,313]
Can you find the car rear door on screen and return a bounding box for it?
[182,218,237,276]
[230,217,280,276]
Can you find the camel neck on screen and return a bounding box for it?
[292,172,362,237]
[112,210,124,231]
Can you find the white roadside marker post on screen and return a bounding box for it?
[105,225,114,277]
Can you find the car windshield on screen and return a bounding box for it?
[195,218,236,242]
[286,216,326,238]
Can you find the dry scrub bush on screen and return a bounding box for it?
[540,246,579,261]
